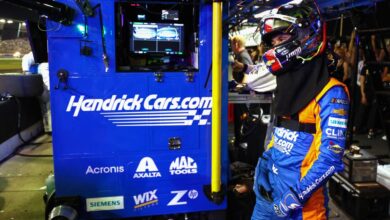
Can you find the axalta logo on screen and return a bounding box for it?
[169,156,198,175]
[133,157,161,179]
[85,165,124,175]
[274,127,299,155]
[66,95,212,127]
[167,189,199,206]
[66,95,212,117]
[133,189,158,209]
[86,196,124,212]
[328,117,347,128]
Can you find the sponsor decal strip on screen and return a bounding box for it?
[66,95,212,127]
[113,120,189,124]
[117,123,187,127]
[104,113,194,117]
[108,117,188,120]
[134,199,158,209]
[101,110,210,127]
[100,110,196,114]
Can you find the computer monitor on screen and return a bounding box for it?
[115,2,199,72]
[129,22,184,55]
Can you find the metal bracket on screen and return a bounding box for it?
[168,137,181,150]
[55,69,69,90]
[186,72,195,82]
[154,72,164,83]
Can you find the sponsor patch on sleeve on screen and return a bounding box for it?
[328,117,347,128]
[330,98,348,105]
[327,141,344,154]
[332,109,347,116]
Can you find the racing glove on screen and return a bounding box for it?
[273,188,302,217]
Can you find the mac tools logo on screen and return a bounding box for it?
[66,95,212,127]
[133,190,158,209]
[133,157,161,179]
[169,156,198,175]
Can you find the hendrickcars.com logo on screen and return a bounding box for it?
[66,95,212,127]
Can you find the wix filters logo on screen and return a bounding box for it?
[133,190,158,209]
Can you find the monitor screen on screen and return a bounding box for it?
[129,22,184,55]
[162,10,179,21]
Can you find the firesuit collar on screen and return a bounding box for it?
[273,53,329,116]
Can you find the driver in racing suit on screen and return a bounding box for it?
[236,0,350,219]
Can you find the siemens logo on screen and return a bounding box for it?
[66,95,212,117]
[86,196,124,212]
[328,117,347,128]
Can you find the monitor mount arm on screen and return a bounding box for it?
[2,0,74,25]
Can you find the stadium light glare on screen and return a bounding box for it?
[0,19,6,23]
[7,20,14,24]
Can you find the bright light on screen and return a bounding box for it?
[254,10,271,19]
[13,51,21,58]
[77,24,86,33]
[22,22,26,26]
[7,20,13,24]
[0,19,5,23]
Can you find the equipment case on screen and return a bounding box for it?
[329,173,390,220]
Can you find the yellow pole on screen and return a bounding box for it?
[211,1,222,194]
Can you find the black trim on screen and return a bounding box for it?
[276,117,316,134]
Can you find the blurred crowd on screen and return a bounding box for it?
[0,38,30,57]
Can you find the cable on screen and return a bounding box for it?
[16,152,53,157]
[37,15,63,32]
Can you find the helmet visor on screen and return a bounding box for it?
[261,18,291,35]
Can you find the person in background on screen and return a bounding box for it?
[22,51,35,74]
[231,35,254,82]
[22,52,52,133]
[230,35,254,159]
[251,42,267,64]
[234,0,349,219]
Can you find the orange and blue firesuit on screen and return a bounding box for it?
[252,78,349,219]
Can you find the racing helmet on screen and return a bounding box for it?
[259,0,326,75]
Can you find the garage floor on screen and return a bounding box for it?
[0,134,53,220]
[0,133,387,220]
